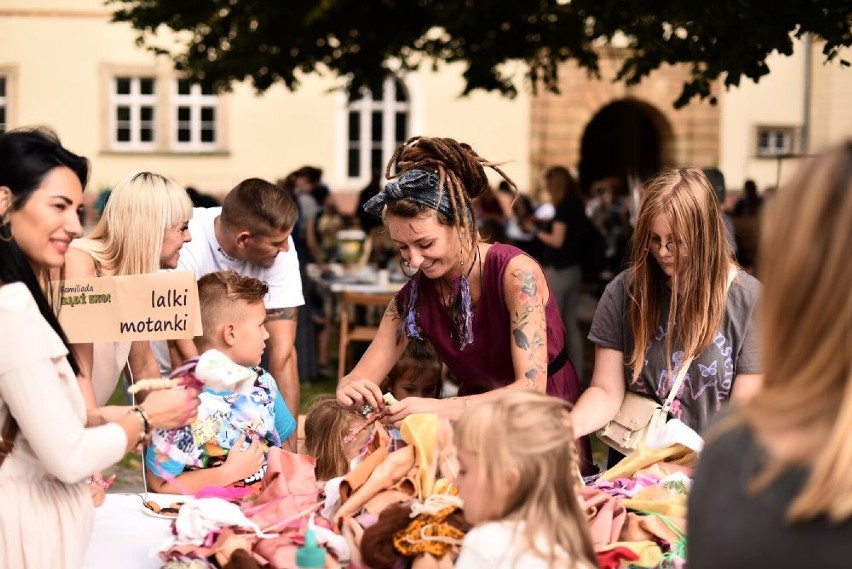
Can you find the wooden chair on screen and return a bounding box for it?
[337,290,397,379]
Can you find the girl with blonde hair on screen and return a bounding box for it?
[65,171,193,408]
[453,390,596,569]
[570,168,763,464]
[688,141,852,568]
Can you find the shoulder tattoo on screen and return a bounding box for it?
[384,300,401,322]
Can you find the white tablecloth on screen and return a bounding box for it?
[82,493,181,569]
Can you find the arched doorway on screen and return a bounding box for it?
[578,99,671,196]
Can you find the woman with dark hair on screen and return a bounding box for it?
[529,166,589,379]
[336,136,594,473]
[0,128,199,568]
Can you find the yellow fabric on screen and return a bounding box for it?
[401,414,440,500]
[621,497,687,518]
[599,540,664,567]
[601,444,696,481]
[622,482,688,517]
[432,478,452,495]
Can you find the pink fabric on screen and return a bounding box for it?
[579,486,627,550]
[339,427,391,502]
[334,445,416,526]
[159,448,324,567]
[244,447,321,533]
[594,474,662,498]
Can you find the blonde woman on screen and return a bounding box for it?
[65,172,193,408]
[454,390,596,569]
[688,142,852,568]
[570,168,763,464]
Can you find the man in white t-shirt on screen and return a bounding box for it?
[155,178,304,425]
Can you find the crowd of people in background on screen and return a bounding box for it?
[81,158,776,390]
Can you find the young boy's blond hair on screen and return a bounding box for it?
[196,270,268,349]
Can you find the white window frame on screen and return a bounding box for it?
[109,76,158,151]
[171,81,219,151]
[755,126,796,157]
[345,78,411,185]
[0,76,7,134]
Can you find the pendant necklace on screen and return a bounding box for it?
[437,245,480,312]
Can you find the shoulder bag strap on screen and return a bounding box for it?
[662,356,693,413]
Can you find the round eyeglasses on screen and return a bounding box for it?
[647,238,687,254]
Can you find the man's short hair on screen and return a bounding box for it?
[220,177,298,234]
[197,270,269,342]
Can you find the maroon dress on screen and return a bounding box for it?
[397,243,582,405]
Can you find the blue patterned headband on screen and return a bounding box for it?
[362,169,462,220]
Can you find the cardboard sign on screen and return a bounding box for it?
[56,271,202,343]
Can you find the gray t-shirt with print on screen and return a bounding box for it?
[588,269,761,434]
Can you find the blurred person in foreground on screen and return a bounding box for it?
[688,141,852,568]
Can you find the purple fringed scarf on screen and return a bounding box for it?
[397,274,423,344]
[449,273,474,350]
[397,269,475,351]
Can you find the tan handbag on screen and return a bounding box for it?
[595,357,693,456]
[597,269,736,455]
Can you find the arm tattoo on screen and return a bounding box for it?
[266,307,298,322]
[511,269,538,298]
[510,268,547,387]
[384,300,401,323]
[524,369,538,389]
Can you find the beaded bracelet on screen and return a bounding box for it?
[86,474,116,489]
[128,406,151,443]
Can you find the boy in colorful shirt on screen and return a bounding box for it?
[145,270,296,493]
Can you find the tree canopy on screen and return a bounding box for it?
[110,0,852,108]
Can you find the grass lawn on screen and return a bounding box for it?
[299,376,338,414]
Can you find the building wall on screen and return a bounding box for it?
[530,47,721,193]
[719,40,852,192]
[809,44,852,153]
[0,1,530,206]
[2,2,849,202]
[718,43,806,191]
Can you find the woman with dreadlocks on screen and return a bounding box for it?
[336,136,594,474]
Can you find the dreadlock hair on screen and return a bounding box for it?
[384,136,518,261]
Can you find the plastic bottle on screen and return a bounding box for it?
[296,527,326,569]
